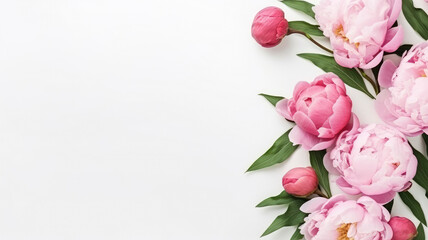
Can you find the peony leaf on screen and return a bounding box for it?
[422,133,428,156]
[309,150,332,198]
[247,129,298,172]
[399,191,427,226]
[298,53,375,99]
[256,191,304,207]
[280,0,315,19]
[288,21,323,36]
[383,199,394,213]
[415,223,425,240]
[402,0,428,40]
[259,93,284,106]
[261,201,307,237]
[411,146,428,198]
[290,226,304,240]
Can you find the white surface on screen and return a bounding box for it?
[0,0,427,239]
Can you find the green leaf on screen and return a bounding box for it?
[298,53,374,99]
[423,133,428,156]
[247,129,298,172]
[280,0,315,19]
[383,200,394,213]
[288,21,323,36]
[256,191,304,207]
[415,223,425,240]
[259,93,284,106]
[309,150,332,198]
[402,0,428,40]
[290,226,304,240]
[261,201,307,237]
[411,146,428,198]
[399,191,427,226]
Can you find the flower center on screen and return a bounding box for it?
[337,223,355,240]
[334,25,348,41]
[334,25,359,49]
[392,162,400,169]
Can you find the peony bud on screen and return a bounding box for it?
[282,167,318,197]
[251,7,288,48]
[389,217,418,240]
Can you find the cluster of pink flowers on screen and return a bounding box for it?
[249,0,428,239]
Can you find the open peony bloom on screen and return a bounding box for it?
[276,73,352,150]
[313,0,403,69]
[324,116,417,204]
[389,217,417,240]
[282,167,318,197]
[300,195,393,239]
[251,7,288,48]
[376,41,428,136]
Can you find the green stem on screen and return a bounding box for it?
[288,29,333,54]
[357,68,379,95]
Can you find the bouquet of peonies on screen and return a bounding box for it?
[248,0,428,239]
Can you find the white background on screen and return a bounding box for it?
[0,0,427,239]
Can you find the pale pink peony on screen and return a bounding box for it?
[376,41,428,136]
[300,195,393,240]
[389,217,417,240]
[282,167,318,197]
[251,7,288,48]
[276,73,352,150]
[324,116,417,204]
[314,0,403,69]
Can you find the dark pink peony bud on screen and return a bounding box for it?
[251,7,288,48]
[389,216,418,240]
[282,167,318,197]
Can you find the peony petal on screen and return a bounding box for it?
[293,81,310,100]
[367,191,397,205]
[360,50,384,69]
[293,111,319,136]
[308,97,334,129]
[289,125,318,149]
[378,60,397,88]
[382,26,404,52]
[310,137,336,151]
[334,53,360,68]
[328,96,352,134]
[357,213,385,233]
[289,126,336,150]
[323,152,340,175]
[375,90,396,122]
[321,194,348,210]
[405,155,418,181]
[336,177,361,195]
[276,98,293,120]
[387,0,402,28]
[300,197,328,213]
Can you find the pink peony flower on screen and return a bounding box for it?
[276,73,352,150]
[324,116,417,204]
[314,0,403,69]
[251,7,288,48]
[282,167,318,197]
[376,41,428,136]
[389,217,418,240]
[300,195,393,239]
